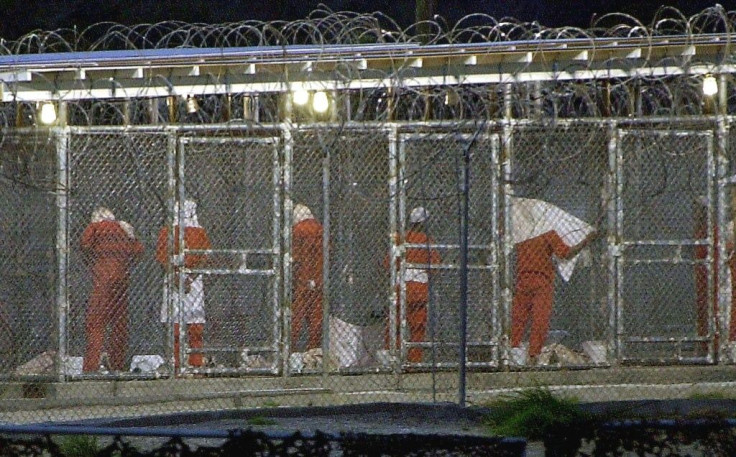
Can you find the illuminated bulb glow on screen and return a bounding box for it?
[312,91,329,113]
[186,96,199,113]
[39,102,57,124]
[703,75,718,96]
[292,89,310,106]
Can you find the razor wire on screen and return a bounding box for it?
[0,5,734,51]
[0,5,734,128]
[2,3,736,424]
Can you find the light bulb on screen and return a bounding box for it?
[292,89,310,106]
[312,91,329,114]
[186,96,199,114]
[703,75,718,96]
[39,102,57,125]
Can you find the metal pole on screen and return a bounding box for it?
[458,142,470,407]
[321,139,331,379]
[55,127,69,382]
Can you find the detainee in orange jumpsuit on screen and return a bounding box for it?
[291,204,324,351]
[694,200,720,349]
[510,230,594,363]
[81,207,143,373]
[156,200,212,369]
[693,197,736,348]
[387,207,442,363]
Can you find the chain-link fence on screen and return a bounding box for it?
[3,4,736,426]
[0,116,734,417]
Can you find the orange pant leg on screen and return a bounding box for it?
[173,323,205,368]
[729,263,736,342]
[695,264,710,338]
[511,275,554,357]
[105,281,129,371]
[406,303,427,363]
[510,290,531,350]
[173,323,182,369]
[528,286,554,357]
[188,323,204,367]
[292,288,323,351]
[385,282,429,363]
[84,285,109,372]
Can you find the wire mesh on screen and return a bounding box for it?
[2,4,736,426]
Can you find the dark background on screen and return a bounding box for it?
[0,0,726,41]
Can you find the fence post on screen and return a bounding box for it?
[458,138,470,407]
[55,127,69,382]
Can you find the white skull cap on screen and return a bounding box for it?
[118,220,135,239]
[91,207,115,223]
[409,207,429,224]
[293,203,314,225]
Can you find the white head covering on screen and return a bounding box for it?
[409,207,429,224]
[174,199,201,228]
[118,220,136,239]
[91,207,115,223]
[293,203,314,225]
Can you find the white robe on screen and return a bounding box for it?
[160,275,205,324]
[510,197,595,282]
[160,200,207,324]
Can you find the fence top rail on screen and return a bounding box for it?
[0,33,730,70]
[1,29,735,102]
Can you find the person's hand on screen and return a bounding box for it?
[184,275,193,294]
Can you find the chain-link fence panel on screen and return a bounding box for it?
[178,135,281,375]
[290,127,391,375]
[0,130,58,379]
[506,123,609,368]
[67,130,169,377]
[721,119,736,363]
[617,128,714,362]
[399,130,499,368]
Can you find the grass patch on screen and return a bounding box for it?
[247,416,277,426]
[688,391,735,401]
[57,435,99,457]
[483,387,589,440]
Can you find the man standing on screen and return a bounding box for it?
[508,197,596,365]
[391,207,441,363]
[81,207,143,373]
[291,204,324,351]
[156,199,211,370]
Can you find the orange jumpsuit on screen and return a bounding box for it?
[729,254,736,342]
[81,220,143,372]
[156,225,211,368]
[291,218,324,351]
[389,230,441,363]
[694,216,719,345]
[511,230,570,358]
[694,217,736,345]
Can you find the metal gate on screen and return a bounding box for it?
[173,136,281,375]
[615,129,715,363]
[397,132,500,368]
[288,128,391,373]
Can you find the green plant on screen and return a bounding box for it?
[247,416,277,426]
[57,435,99,457]
[688,391,734,400]
[483,387,589,440]
[261,400,280,408]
